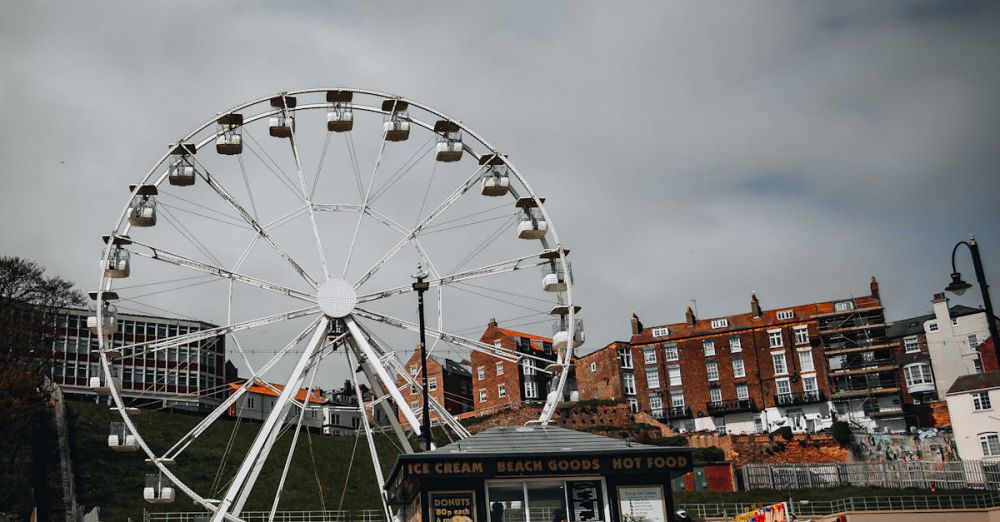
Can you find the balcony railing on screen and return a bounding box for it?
[706,398,756,415]
[774,391,825,406]
[652,406,692,420]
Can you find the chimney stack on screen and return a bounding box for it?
[870,276,880,300]
[685,306,696,326]
[488,317,497,328]
[631,312,643,335]
[751,293,762,318]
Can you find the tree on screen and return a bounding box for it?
[0,256,83,515]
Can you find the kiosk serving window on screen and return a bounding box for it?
[487,480,606,522]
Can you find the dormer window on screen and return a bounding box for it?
[776,310,794,320]
[710,319,729,329]
[835,301,855,312]
[651,327,670,338]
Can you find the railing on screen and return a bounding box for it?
[145,509,386,522]
[652,406,692,420]
[706,398,756,415]
[677,492,1000,518]
[742,461,1000,491]
[773,391,824,406]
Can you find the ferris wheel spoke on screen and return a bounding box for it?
[120,306,320,360]
[162,319,330,460]
[353,164,487,288]
[343,346,395,521]
[125,238,316,303]
[345,338,415,454]
[352,307,553,369]
[357,252,549,303]
[341,120,390,278]
[352,319,470,439]
[197,167,319,289]
[212,317,331,522]
[288,127,331,281]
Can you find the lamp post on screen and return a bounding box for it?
[413,263,432,451]
[946,235,999,363]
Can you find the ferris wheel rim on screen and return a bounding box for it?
[94,88,578,518]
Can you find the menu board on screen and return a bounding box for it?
[429,491,477,522]
[567,481,604,522]
[617,486,666,522]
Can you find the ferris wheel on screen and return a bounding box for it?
[91,88,581,520]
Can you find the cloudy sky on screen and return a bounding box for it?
[2,1,999,364]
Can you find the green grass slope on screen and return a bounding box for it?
[68,400,400,521]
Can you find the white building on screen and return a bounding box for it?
[945,371,1000,461]
[925,293,992,397]
[227,380,328,430]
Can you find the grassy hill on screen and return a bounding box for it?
[67,399,400,521]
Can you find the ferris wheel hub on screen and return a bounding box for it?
[316,279,357,318]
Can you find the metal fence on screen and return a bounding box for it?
[742,461,1000,491]
[677,492,1000,518]
[144,510,385,522]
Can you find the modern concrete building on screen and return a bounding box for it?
[50,307,226,411]
[946,371,1000,461]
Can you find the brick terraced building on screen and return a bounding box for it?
[395,351,474,428]
[474,319,576,416]
[575,341,636,409]
[629,278,905,434]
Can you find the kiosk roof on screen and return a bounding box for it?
[428,425,664,455]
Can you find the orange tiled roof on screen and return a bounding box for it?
[229,380,328,404]
[499,328,552,351]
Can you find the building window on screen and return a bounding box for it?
[618,347,633,369]
[651,327,670,338]
[776,310,795,320]
[729,335,742,352]
[628,398,639,413]
[736,383,749,400]
[706,361,719,381]
[496,362,504,376]
[478,390,487,403]
[953,318,960,327]
[835,301,855,312]
[928,322,939,333]
[588,362,597,373]
[645,368,661,388]
[497,384,506,398]
[803,375,818,396]
[711,318,729,329]
[972,392,992,411]
[649,395,663,416]
[768,330,783,348]
[732,356,746,378]
[754,415,764,433]
[643,346,657,364]
[968,334,980,350]
[772,353,787,375]
[903,363,934,387]
[623,374,636,395]
[703,340,716,356]
[477,367,485,381]
[714,416,727,435]
[667,365,682,386]
[428,378,438,391]
[410,402,420,414]
[410,384,417,395]
[973,355,984,374]
[524,381,538,399]
[979,433,1000,457]
[522,359,536,376]
[670,390,685,408]
[794,327,809,345]
[776,378,791,397]
[664,344,679,361]
[798,350,815,372]
[904,337,920,353]
[494,340,502,348]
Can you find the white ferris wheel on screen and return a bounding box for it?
[91,88,581,520]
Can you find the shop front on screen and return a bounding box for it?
[385,426,693,522]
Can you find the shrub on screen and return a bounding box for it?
[648,435,689,447]
[693,446,725,463]
[832,421,853,445]
[774,426,793,441]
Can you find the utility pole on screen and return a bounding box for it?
[413,263,432,451]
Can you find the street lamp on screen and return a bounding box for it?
[947,235,999,364]
[412,262,432,451]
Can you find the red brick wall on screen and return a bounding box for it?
[576,342,626,401]
[473,325,526,416]
[395,352,472,428]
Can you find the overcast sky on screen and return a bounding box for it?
[2,1,999,359]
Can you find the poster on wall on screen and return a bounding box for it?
[429,491,477,522]
[568,480,604,522]
[617,486,666,522]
